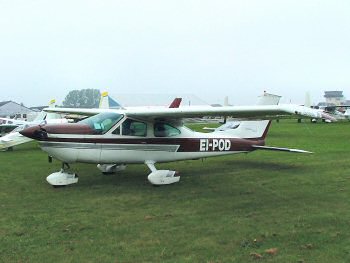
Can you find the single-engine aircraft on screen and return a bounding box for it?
[20,92,332,187]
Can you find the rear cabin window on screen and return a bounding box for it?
[113,118,147,137]
[154,123,180,137]
[79,112,123,134]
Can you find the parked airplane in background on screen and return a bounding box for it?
[0,117,28,127]
[0,100,67,151]
[0,99,58,135]
[0,100,56,135]
[303,92,347,123]
[319,105,350,121]
[20,92,332,187]
[309,105,349,123]
[0,124,18,137]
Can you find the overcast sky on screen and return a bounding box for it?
[1,0,349,106]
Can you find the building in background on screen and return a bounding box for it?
[324,91,345,105]
[0,101,35,120]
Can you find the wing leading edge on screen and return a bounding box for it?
[43,104,331,121]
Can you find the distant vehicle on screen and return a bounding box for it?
[20,92,331,188]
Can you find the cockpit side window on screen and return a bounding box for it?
[154,123,181,137]
[79,112,123,134]
[112,126,120,135]
[116,118,147,137]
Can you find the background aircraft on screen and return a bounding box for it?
[0,100,67,151]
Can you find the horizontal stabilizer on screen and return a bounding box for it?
[252,145,312,154]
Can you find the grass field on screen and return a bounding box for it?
[1,120,350,262]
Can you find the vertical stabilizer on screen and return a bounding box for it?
[304,92,311,108]
[99,92,123,109]
[256,92,281,105]
[33,99,63,122]
[169,98,182,108]
[99,92,110,109]
[224,96,229,106]
[48,99,56,108]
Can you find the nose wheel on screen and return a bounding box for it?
[46,162,78,187]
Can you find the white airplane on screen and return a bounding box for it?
[303,93,347,122]
[309,105,349,123]
[321,105,350,121]
[0,100,68,151]
[0,117,28,126]
[0,101,58,136]
[20,92,332,187]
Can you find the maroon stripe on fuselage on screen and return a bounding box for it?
[41,137,265,152]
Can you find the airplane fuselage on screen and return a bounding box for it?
[21,120,264,165]
[39,136,263,164]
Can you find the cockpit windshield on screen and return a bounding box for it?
[79,112,123,134]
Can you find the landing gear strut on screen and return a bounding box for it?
[46,162,78,187]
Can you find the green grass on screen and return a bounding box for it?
[1,120,350,262]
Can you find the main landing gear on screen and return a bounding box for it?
[46,163,78,187]
[145,161,180,185]
[97,162,180,186]
[45,161,179,187]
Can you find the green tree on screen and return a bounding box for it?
[62,89,101,108]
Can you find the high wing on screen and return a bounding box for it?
[44,104,333,121]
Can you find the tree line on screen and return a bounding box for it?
[62,89,100,108]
